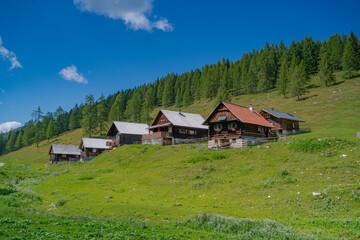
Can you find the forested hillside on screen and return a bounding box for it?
[1,32,359,155]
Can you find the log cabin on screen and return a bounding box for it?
[142,109,208,145]
[203,101,273,149]
[106,121,149,149]
[79,138,111,161]
[49,144,81,164]
[259,108,304,136]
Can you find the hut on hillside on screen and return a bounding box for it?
[203,101,273,149]
[106,121,149,149]
[142,109,208,145]
[259,108,304,136]
[49,144,81,164]
[79,138,111,161]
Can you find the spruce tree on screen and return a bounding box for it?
[318,51,335,86]
[32,106,43,148]
[46,119,56,139]
[15,131,23,150]
[327,33,344,70]
[289,61,309,101]
[69,104,81,130]
[342,38,360,79]
[277,52,290,96]
[6,131,17,153]
[108,93,125,121]
[97,94,108,136]
[82,94,97,137]
[125,91,142,122]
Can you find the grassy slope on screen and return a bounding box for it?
[1,73,360,239]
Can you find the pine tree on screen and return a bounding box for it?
[97,94,108,136]
[81,94,97,137]
[141,87,154,124]
[162,74,175,106]
[46,119,56,139]
[277,52,290,96]
[318,51,335,86]
[32,106,43,148]
[289,61,309,101]
[215,87,231,105]
[108,93,125,121]
[342,38,360,79]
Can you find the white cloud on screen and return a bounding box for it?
[73,0,173,32]
[0,121,21,133]
[0,37,23,70]
[59,65,88,84]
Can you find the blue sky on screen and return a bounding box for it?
[0,0,359,132]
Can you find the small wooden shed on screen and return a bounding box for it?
[79,138,111,161]
[106,121,149,148]
[49,144,81,164]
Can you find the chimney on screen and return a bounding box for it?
[272,107,275,111]
[249,104,254,112]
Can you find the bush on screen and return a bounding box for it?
[77,175,95,180]
[211,152,227,160]
[55,197,67,208]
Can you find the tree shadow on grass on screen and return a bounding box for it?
[0,188,17,196]
[298,95,318,101]
[331,80,345,86]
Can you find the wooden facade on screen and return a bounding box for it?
[203,102,273,149]
[79,138,111,161]
[49,144,81,164]
[259,109,304,135]
[106,121,149,149]
[142,110,208,145]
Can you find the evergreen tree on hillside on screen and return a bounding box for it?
[46,119,56,139]
[301,36,318,74]
[22,123,33,146]
[15,131,23,150]
[162,74,176,106]
[82,94,97,137]
[125,91,142,122]
[289,61,309,101]
[69,104,81,130]
[327,33,344,70]
[108,93,125,121]
[277,52,290,96]
[6,131,17,153]
[32,106,43,148]
[141,87,154,124]
[342,37,360,79]
[97,94,107,136]
[318,50,335,86]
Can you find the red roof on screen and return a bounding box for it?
[222,102,273,128]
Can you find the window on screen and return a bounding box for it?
[179,129,188,134]
[217,115,227,121]
[189,130,197,135]
[160,119,165,123]
[92,148,97,153]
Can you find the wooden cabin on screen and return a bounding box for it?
[203,101,274,149]
[259,108,304,136]
[79,138,111,161]
[106,121,149,149]
[142,109,208,145]
[49,144,81,164]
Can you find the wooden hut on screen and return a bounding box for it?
[259,108,304,135]
[142,109,208,145]
[49,144,81,164]
[203,101,273,149]
[79,138,111,161]
[106,121,149,148]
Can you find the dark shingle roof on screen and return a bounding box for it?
[261,109,304,122]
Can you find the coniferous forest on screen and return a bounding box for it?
[1,32,359,155]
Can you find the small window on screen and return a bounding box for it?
[160,119,165,123]
[217,115,227,121]
[92,149,97,153]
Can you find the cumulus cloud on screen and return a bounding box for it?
[0,121,21,133]
[0,37,23,70]
[73,0,173,32]
[59,65,88,84]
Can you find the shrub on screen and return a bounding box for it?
[55,197,67,208]
[77,175,95,180]
[211,152,227,160]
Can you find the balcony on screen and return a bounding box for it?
[142,131,173,139]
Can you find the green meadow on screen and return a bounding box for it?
[1,72,360,239]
